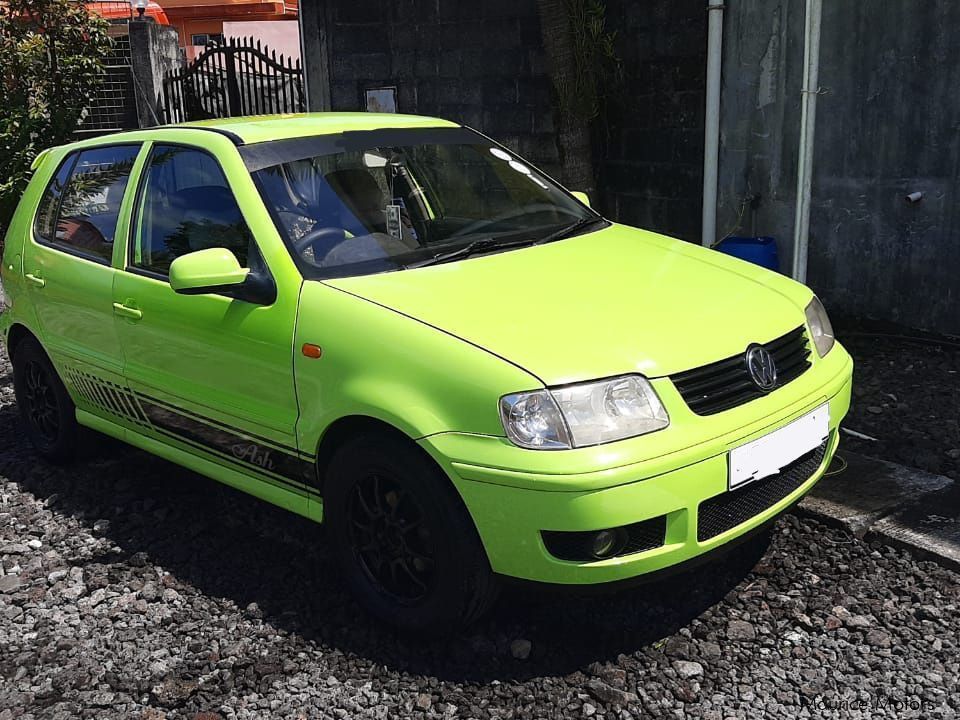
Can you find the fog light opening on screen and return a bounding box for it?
[591,528,629,559]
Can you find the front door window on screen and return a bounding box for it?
[131,145,256,276]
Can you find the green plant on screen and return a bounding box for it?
[558,0,623,123]
[537,0,622,196]
[0,0,111,240]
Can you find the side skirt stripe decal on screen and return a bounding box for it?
[149,426,314,497]
[136,396,317,489]
[68,370,148,427]
[65,369,317,490]
[131,391,305,458]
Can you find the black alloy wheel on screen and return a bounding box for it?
[21,357,60,443]
[348,471,436,603]
[326,431,499,634]
[12,336,80,463]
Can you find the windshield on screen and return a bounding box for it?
[243,127,601,278]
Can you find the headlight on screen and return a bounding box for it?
[498,389,571,450]
[805,296,835,357]
[500,375,669,450]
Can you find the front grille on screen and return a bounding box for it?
[542,515,666,562]
[697,440,828,542]
[671,326,812,415]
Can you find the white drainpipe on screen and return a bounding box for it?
[701,0,725,247]
[297,9,310,109]
[791,0,823,282]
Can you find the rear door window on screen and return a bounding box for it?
[35,145,140,264]
[34,155,76,243]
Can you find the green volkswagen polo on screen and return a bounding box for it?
[0,114,852,631]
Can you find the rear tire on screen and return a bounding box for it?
[325,431,499,634]
[11,337,79,464]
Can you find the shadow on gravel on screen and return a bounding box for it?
[0,401,768,683]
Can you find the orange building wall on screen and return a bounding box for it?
[157,0,297,51]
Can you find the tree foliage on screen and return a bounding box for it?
[0,0,111,235]
[555,0,622,123]
[536,0,621,196]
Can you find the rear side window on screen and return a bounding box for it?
[33,156,76,243]
[34,145,140,264]
[131,145,255,276]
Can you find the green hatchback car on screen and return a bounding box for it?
[1,114,852,631]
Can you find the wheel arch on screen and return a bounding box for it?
[318,413,499,630]
[6,323,40,358]
[314,414,426,494]
[311,415,479,523]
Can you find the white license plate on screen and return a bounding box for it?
[728,404,830,490]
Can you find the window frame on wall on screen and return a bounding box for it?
[31,143,143,267]
[190,33,225,48]
[126,141,262,284]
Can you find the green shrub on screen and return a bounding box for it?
[1,0,111,243]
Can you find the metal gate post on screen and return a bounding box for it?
[224,41,242,117]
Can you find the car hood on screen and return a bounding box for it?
[325,224,813,386]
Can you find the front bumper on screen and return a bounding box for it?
[420,345,853,585]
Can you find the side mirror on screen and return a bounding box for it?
[169,248,249,294]
[571,191,591,208]
[169,248,276,305]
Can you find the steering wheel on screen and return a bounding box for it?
[292,226,348,263]
[447,204,581,241]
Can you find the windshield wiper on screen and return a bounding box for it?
[404,236,537,269]
[532,216,605,246]
[402,216,605,270]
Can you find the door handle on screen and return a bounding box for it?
[112,302,142,320]
[25,273,45,288]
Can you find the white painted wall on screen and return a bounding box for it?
[223,20,301,62]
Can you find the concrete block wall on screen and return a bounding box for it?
[719,0,960,335]
[323,0,561,178]
[305,0,709,243]
[601,0,708,243]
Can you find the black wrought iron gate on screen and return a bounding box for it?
[162,37,305,123]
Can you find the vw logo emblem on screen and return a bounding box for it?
[746,345,778,391]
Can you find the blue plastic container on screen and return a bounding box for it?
[716,236,780,272]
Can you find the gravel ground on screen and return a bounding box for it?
[841,333,960,481]
[1,348,960,719]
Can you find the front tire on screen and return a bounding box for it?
[325,431,499,634]
[11,337,79,463]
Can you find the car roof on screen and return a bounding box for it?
[27,114,469,225]
[42,113,465,163]
[173,112,460,145]
[176,112,458,145]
